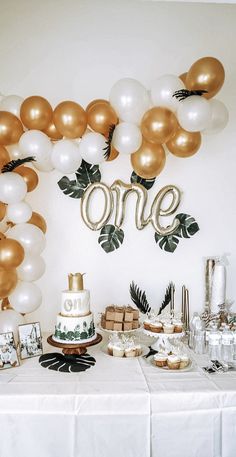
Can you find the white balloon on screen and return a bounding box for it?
[0,95,24,118]
[6,143,23,160]
[19,130,54,172]
[177,96,211,132]
[7,223,46,255]
[79,132,107,164]
[52,139,82,173]
[0,309,25,344]
[0,172,27,204]
[7,201,32,224]
[109,78,149,124]
[112,122,142,155]
[151,75,185,112]
[203,99,229,134]
[9,281,42,314]
[17,254,45,282]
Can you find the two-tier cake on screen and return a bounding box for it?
[53,273,96,344]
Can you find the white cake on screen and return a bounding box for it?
[53,273,96,344]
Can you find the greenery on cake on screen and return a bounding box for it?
[55,321,95,341]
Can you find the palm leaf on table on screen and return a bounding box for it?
[129,281,151,314]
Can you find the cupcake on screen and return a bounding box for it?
[167,355,181,369]
[125,347,136,357]
[107,342,114,356]
[179,354,189,369]
[174,321,183,333]
[113,343,125,357]
[149,322,163,333]
[163,323,175,334]
[154,353,168,367]
[135,344,142,356]
[144,318,152,331]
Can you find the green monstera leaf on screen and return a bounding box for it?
[175,213,200,238]
[155,232,180,253]
[130,171,156,190]
[58,160,101,199]
[98,224,124,253]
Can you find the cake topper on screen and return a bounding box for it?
[68,273,85,291]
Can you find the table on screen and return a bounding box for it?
[0,334,236,457]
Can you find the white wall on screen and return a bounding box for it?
[0,0,236,331]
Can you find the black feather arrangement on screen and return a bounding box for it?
[1,156,36,173]
[129,281,151,314]
[103,124,116,160]
[157,282,172,315]
[173,89,208,101]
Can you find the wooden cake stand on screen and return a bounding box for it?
[47,333,102,355]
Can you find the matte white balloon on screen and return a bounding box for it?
[0,309,25,344]
[52,139,82,173]
[9,281,42,314]
[17,254,46,282]
[79,132,107,164]
[109,78,150,124]
[203,99,229,134]
[151,75,185,112]
[0,95,24,118]
[0,172,27,204]
[6,143,23,160]
[19,130,54,172]
[7,201,32,224]
[112,122,142,155]
[177,96,211,132]
[7,223,46,255]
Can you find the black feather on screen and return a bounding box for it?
[103,124,116,160]
[129,281,151,314]
[158,283,172,315]
[1,156,36,173]
[173,89,208,101]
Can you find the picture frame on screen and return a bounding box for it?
[0,332,19,370]
[18,322,43,360]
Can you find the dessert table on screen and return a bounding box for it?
[0,334,236,457]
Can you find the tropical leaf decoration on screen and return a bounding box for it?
[173,89,208,101]
[158,283,172,315]
[58,160,101,199]
[1,156,36,173]
[98,224,124,253]
[154,213,199,253]
[130,171,156,190]
[39,352,96,373]
[103,124,116,160]
[129,281,151,314]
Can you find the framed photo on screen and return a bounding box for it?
[0,332,19,370]
[18,322,43,360]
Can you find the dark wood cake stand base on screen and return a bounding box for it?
[47,333,102,355]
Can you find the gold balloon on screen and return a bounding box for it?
[86,99,109,112]
[14,166,39,192]
[0,202,6,221]
[43,120,63,140]
[179,73,187,84]
[106,146,119,162]
[0,111,24,145]
[0,238,25,268]
[87,101,118,136]
[53,101,87,139]
[141,107,178,144]
[28,211,47,233]
[0,267,17,299]
[20,96,53,130]
[131,140,166,179]
[186,57,225,99]
[0,145,10,171]
[166,128,201,158]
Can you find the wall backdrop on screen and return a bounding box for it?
[0,0,236,331]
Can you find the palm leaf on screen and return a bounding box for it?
[173,89,208,101]
[103,124,116,160]
[1,156,36,173]
[129,281,151,314]
[39,352,96,372]
[57,176,86,198]
[130,171,156,190]
[158,283,172,315]
[58,160,101,199]
[98,224,124,253]
[155,232,180,253]
[175,213,200,238]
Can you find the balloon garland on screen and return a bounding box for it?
[0,56,228,328]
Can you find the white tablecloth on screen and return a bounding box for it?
[0,334,236,457]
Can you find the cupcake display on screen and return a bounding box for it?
[105,334,143,358]
[143,311,184,336]
[152,339,190,371]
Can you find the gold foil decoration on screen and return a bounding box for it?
[68,273,85,291]
[81,182,114,231]
[111,180,148,230]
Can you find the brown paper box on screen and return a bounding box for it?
[105,320,114,330]
[132,320,139,329]
[106,306,115,321]
[113,322,123,331]
[123,322,133,331]
[124,311,133,322]
[114,308,124,322]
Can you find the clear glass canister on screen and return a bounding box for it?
[221,326,234,363]
[208,325,221,361]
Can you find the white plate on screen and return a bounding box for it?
[142,328,184,339]
[98,323,142,335]
[101,343,149,358]
[149,356,194,372]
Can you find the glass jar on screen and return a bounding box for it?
[208,325,221,361]
[221,326,234,363]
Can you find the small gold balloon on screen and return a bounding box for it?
[0,202,6,221]
[0,111,24,145]
[14,166,39,192]
[0,145,10,171]
[0,238,25,268]
[28,211,47,233]
[53,101,87,139]
[131,140,166,179]
[179,73,187,84]
[141,107,178,144]
[20,96,53,130]
[43,120,63,140]
[186,57,225,99]
[87,101,118,136]
[0,266,17,299]
[86,99,109,112]
[106,146,119,162]
[166,128,201,158]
